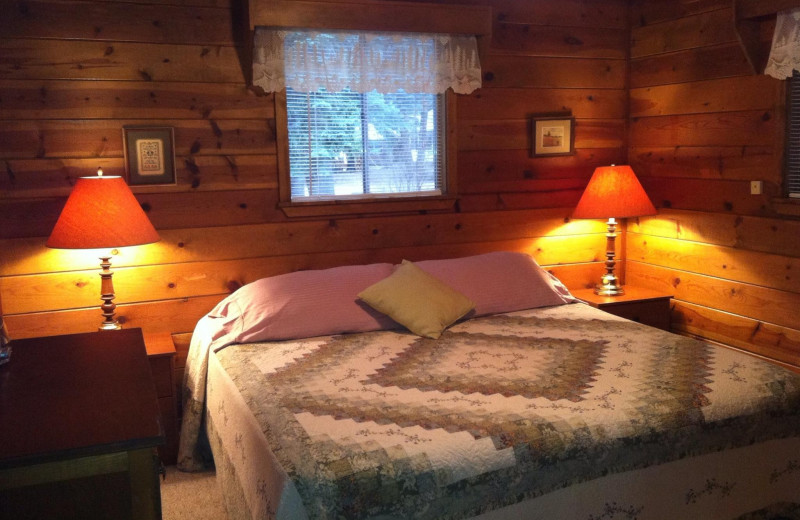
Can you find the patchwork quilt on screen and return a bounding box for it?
[187,304,800,519]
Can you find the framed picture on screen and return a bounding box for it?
[531,117,575,157]
[122,126,176,186]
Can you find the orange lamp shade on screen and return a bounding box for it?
[46,175,160,250]
[573,165,657,219]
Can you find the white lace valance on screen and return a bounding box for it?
[765,8,800,79]
[253,28,482,95]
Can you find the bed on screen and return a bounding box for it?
[177,252,800,520]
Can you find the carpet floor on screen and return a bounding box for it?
[161,465,228,520]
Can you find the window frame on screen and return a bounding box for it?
[776,73,800,218]
[786,72,800,198]
[275,89,459,218]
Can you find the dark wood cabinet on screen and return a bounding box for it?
[0,328,164,520]
[572,286,673,331]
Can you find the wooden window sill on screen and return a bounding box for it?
[279,195,457,218]
[772,197,800,218]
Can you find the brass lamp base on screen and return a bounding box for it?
[594,217,624,296]
[99,321,122,331]
[594,274,625,296]
[98,256,122,331]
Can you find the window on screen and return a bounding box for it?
[787,71,800,198]
[252,28,481,214]
[286,87,445,201]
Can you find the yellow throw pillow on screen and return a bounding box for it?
[358,260,475,339]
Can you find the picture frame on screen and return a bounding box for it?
[531,117,575,157]
[122,126,176,186]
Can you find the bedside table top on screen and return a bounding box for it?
[0,328,163,469]
[572,286,673,307]
[143,331,176,357]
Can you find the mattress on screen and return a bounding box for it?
[190,303,800,519]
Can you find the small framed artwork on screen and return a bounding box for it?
[531,117,575,157]
[122,126,176,186]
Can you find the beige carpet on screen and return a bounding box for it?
[161,465,228,520]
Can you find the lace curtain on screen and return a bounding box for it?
[765,9,800,79]
[253,28,482,94]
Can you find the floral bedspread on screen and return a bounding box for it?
[194,304,800,519]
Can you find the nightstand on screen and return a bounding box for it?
[144,332,178,466]
[0,328,163,519]
[572,286,673,331]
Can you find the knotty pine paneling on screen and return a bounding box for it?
[638,177,777,215]
[629,146,780,183]
[481,54,626,90]
[0,39,247,83]
[302,0,626,29]
[670,300,800,368]
[0,1,236,45]
[627,233,800,294]
[2,234,608,316]
[630,8,737,58]
[629,110,778,148]
[632,209,800,259]
[1,155,277,198]
[0,80,273,120]
[459,149,626,183]
[0,0,626,341]
[2,208,606,276]
[483,0,625,29]
[630,42,754,87]
[629,75,779,117]
[492,22,627,59]
[90,0,233,6]
[458,118,625,151]
[0,119,275,160]
[459,87,626,120]
[630,0,728,27]
[629,1,800,367]
[627,262,800,336]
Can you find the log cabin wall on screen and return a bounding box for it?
[629,0,800,368]
[0,0,626,360]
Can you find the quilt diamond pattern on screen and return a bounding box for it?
[211,306,800,520]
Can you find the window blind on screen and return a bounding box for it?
[286,87,445,200]
[788,71,800,197]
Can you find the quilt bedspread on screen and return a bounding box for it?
[207,304,800,519]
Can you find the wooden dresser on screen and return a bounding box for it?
[0,328,164,519]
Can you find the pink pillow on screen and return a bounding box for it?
[207,263,398,343]
[413,252,574,317]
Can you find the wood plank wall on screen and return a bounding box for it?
[0,0,627,359]
[629,0,800,367]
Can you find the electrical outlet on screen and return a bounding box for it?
[750,180,763,195]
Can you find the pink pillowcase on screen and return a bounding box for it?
[413,251,574,318]
[201,252,573,344]
[207,263,398,343]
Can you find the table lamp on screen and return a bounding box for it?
[47,168,160,330]
[573,164,656,296]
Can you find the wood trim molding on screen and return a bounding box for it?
[249,0,492,38]
[772,197,800,217]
